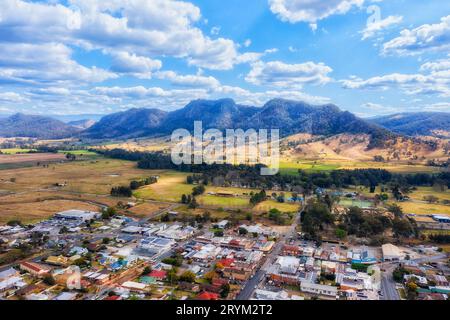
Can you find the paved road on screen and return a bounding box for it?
[380,267,400,300]
[379,253,448,300]
[236,211,301,300]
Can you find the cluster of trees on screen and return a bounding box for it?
[192,185,206,196]
[339,206,417,239]
[268,208,292,225]
[428,234,450,244]
[250,190,267,205]
[301,200,335,241]
[180,194,199,209]
[110,186,132,197]
[101,207,117,220]
[340,207,393,237]
[301,197,417,241]
[129,176,158,190]
[162,254,183,267]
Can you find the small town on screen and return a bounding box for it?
[0,0,449,312]
[0,202,448,301]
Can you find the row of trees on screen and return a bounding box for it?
[130,176,158,190]
[99,149,450,193]
[110,186,132,197]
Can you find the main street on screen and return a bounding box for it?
[236,211,301,300]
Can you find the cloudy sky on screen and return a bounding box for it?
[0,0,449,117]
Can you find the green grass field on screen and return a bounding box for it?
[0,148,36,154]
[409,187,450,202]
[254,200,300,213]
[278,161,340,175]
[339,199,374,208]
[133,171,192,202]
[395,201,450,216]
[278,159,441,176]
[58,150,98,156]
[197,195,250,208]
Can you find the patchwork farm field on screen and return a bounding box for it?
[0,152,448,224]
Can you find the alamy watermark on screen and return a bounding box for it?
[171,122,280,176]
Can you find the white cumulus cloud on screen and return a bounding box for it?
[382,15,450,55]
[245,60,333,88]
[268,0,364,24]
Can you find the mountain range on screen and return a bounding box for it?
[83,98,395,148]
[0,113,81,139]
[370,112,450,138]
[0,99,448,145]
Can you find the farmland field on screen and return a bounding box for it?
[0,153,66,166]
[133,171,192,202]
[58,150,98,156]
[197,195,250,208]
[408,187,450,202]
[278,159,441,175]
[0,158,155,194]
[0,148,36,154]
[0,197,100,224]
[396,201,450,216]
[127,202,172,219]
[253,200,300,213]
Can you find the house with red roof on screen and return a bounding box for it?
[104,295,122,301]
[197,291,219,300]
[218,258,235,268]
[19,262,52,278]
[148,270,167,280]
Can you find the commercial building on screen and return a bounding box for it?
[382,243,403,261]
[137,236,175,255]
[300,282,338,298]
[54,210,97,222]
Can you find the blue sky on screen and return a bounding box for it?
[0,0,449,117]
